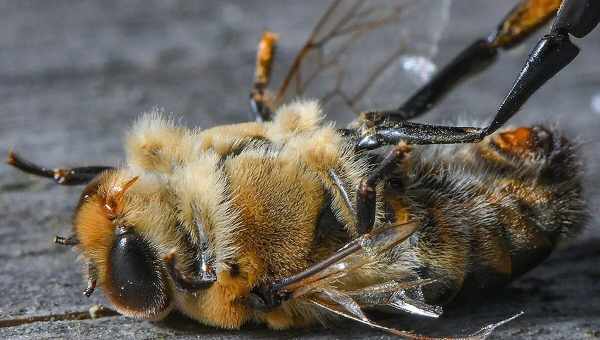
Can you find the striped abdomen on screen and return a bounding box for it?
[385,126,587,304]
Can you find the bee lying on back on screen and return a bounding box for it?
[7,0,597,338]
[7,101,587,333]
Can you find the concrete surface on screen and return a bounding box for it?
[1,1,599,339]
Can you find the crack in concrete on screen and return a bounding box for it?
[0,305,119,328]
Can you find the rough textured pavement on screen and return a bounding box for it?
[1,1,599,339]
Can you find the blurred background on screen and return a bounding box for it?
[1,1,599,339]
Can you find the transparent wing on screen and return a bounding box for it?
[271,0,451,118]
[279,223,443,313]
[309,294,523,340]
[274,222,523,338]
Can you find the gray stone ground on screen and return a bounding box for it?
[1,1,599,339]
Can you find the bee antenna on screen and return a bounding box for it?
[83,263,97,297]
[54,235,79,246]
[83,280,96,297]
[7,150,54,178]
[6,150,113,185]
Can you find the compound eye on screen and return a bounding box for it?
[105,230,171,319]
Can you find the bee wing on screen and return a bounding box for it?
[307,289,422,339]
[283,223,443,317]
[309,293,524,340]
[270,0,451,118]
[275,223,523,338]
[278,222,437,313]
[346,280,443,318]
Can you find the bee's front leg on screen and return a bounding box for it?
[245,285,291,311]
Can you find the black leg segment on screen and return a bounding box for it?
[552,0,600,38]
[356,144,409,234]
[393,39,498,121]
[357,0,598,150]
[377,0,562,122]
[164,251,216,294]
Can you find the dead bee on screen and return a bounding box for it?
[6,0,597,338]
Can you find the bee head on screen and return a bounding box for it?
[72,170,173,319]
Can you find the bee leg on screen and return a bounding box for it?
[357,0,600,150]
[164,251,216,294]
[328,170,355,216]
[250,86,274,123]
[6,151,112,185]
[361,0,563,123]
[258,223,420,311]
[246,240,365,310]
[250,32,278,122]
[245,285,291,311]
[356,143,410,234]
[55,235,94,296]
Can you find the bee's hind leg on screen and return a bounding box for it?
[6,151,112,185]
[356,0,600,150]
[357,0,564,124]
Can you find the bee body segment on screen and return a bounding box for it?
[63,104,588,330]
[383,125,586,304]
